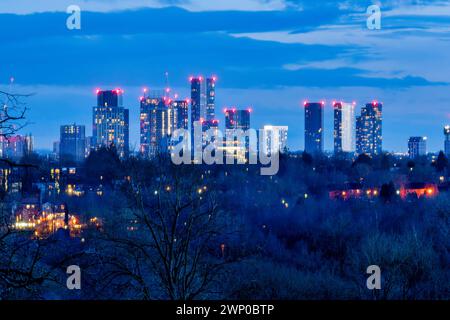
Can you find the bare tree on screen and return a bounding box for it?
[0,90,33,169]
[97,158,234,300]
[0,90,58,299]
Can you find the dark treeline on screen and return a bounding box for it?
[1,147,450,300]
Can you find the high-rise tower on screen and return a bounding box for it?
[304,102,324,154]
[356,102,383,156]
[92,89,129,158]
[333,101,355,154]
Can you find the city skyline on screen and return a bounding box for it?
[1,1,450,305]
[2,1,450,152]
[4,84,450,156]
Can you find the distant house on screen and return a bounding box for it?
[399,183,438,199]
[329,182,380,200]
[13,196,40,230]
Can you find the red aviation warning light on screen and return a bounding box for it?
[303,100,308,107]
[189,76,194,82]
[95,88,101,95]
[247,107,253,113]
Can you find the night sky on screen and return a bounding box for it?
[1,0,449,152]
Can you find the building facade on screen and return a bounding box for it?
[356,102,383,156]
[190,77,202,150]
[445,125,450,157]
[333,102,355,154]
[206,77,217,121]
[172,100,189,131]
[223,108,251,161]
[140,94,176,159]
[262,125,288,156]
[304,102,324,154]
[408,136,427,159]
[60,124,86,163]
[0,134,33,160]
[92,89,129,158]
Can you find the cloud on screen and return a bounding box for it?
[0,0,287,14]
[1,6,443,88]
[1,1,449,152]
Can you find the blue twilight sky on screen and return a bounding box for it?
[1,0,450,152]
